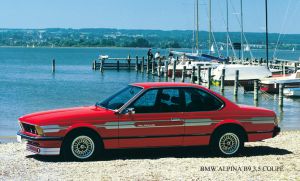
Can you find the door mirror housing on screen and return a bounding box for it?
[125,107,135,115]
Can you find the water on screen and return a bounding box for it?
[0,47,299,138]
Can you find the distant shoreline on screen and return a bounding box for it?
[0,46,297,52]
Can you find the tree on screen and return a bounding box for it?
[126,38,151,47]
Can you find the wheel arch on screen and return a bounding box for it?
[210,121,248,144]
[61,126,104,150]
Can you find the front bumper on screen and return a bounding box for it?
[273,126,281,137]
[26,144,60,155]
[17,131,63,141]
[17,131,62,155]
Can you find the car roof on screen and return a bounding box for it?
[131,82,204,89]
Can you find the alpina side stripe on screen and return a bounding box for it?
[94,117,275,129]
[185,119,213,126]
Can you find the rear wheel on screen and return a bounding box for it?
[62,130,102,161]
[211,129,244,156]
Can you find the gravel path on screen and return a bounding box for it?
[0,131,299,181]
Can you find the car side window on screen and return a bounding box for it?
[183,88,223,112]
[159,88,182,113]
[131,89,159,113]
[130,88,183,114]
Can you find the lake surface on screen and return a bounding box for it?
[0,47,299,138]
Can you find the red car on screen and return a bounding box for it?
[17,82,280,160]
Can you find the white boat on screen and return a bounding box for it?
[212,64,272,91]
[213,64,272,81]
[283,87,300,97]
[164,59,219,78]
[99,55,109,59]
[260,70,300,93]
[244,44,250,52]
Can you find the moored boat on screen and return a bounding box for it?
[283,87,300,97]
[212,64,272,91]
[260,70,300,94]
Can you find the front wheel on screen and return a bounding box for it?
[62,131,102,161]
[211,129,244,156]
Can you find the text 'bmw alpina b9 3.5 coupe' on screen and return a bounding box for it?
[17,82,280,160]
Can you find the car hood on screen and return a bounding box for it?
[19,106,114,125]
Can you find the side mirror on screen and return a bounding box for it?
[125,107,135,115]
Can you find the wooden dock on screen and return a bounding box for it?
[89,54,300,107]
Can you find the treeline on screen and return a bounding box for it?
[0,28,299,49]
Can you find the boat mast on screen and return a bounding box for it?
[226,0,229,57]
[208,0,212,55]
[196,0,199,52]
[240,0,244,61]
[265,0,269,68]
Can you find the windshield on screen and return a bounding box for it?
[97,85,143,110]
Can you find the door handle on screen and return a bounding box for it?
[171,118,181,121]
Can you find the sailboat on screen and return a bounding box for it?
[219,45,224,51]
[210,45,215,54]
[244,44,250,52]
[170,0,227,63]
[292,47,295,52]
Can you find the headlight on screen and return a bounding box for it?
[35,125,44,136]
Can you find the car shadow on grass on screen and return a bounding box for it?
[27,145,293,162]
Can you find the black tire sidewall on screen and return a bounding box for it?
[62,131,101,161]
[211,129,244,157]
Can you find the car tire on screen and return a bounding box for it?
[62,130,102,161]
[211,128,244,157]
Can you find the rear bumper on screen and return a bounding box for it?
[17,131,62,156]
[273,126,281,138]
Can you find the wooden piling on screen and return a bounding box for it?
[52,59,55,73]
[135,56,138,71]
[207,67,212,89]
[282,62,285,75]
[152,59,155,75]
[92,60,96,70]
[254,80,258,101]
[221,68,225,92]
[117,60,120,71]
[157,59,161,77]
[172,59,177,81]
[141,57,144,72]
[100,59,104,72]
[197,65,201,85]
[279,83,284,107]
[146,56,149,74]
[234,70,239,96]
[164,60,169,81]
[127,55,131,70]
[181,66,186,82]
[191,66,195,83]
[259,58,262,65]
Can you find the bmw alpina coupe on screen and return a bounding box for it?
[17,82,280,160]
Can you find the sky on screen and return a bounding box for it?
[0,0,299,34]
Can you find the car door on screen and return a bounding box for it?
[118,88,185,148]
[181,87,225,146]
